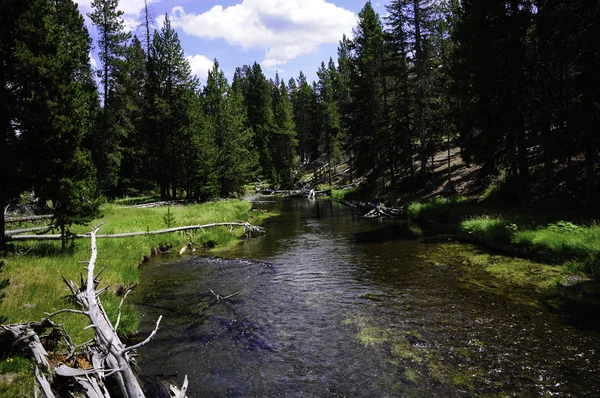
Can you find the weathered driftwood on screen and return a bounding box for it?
[5,225,54,236]
[4,214,54,223]
[1,226,190,397]
[131,201,184,209]
[0,319,54,368]
[283,189,331,198]
[6,222,264,241]
[53,225,169,397]
[336,199,402,219]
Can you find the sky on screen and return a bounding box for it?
[74,0,391,87]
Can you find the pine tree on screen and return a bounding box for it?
[88,0,131,193]
[16,0,101,248]
[117,35,148,195]
[348,2,387,186]
[146,14,198,199]
[238,63,277,183]
[0,0,32,246]
[291,72,318,163]
[316,59,343,186]
[335,34,354,181]
[452,0,533,192]
[271,77,299,187]
[204,61,257,197]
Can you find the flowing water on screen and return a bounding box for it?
[133,198,600,397]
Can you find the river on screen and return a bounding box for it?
[132,197,600,397]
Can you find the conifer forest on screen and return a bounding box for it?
[1,0,599,240]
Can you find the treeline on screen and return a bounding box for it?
[0,0,299,243]
[2,0,599,243]
[294,0,600,202]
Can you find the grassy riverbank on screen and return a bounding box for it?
[1,200,269,334]
[406,197,600,277]
[0,199,272,395]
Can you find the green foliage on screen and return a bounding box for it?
[459,216,511,243]
[146,14,199,199]
[88,0,132,192]
[405,196,470,223]
[203,61,257,198]
[0,261,9,324]
[6,0,101,249]
[0,356,35,397]
[458,216,600,277]
[271,77,299,187]
[163,206,176,228]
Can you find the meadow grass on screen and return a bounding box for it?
[331,187,361,201]
[0,200,271,344]
[406,194,600,277]
[405,196,475,223]
[459,216,600,276]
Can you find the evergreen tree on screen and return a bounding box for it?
[335,34,354,181]
[452,0,533,192]
[88,0,131,193]
[316,59,343,186]
[238,63,277,183]
[271,76,299,187]
[348,2,387,186]
[204,61,257,197]
[16,0,101,248]
[146,14,198,199]
[0,0,32,246]
[291,72,318,163]
[117,36,148,195]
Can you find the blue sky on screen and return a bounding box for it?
[75,0,390,86]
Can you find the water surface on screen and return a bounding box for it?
[133,198,600,397]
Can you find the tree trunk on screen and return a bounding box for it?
[538,3,554,192]
[413,0,426,181]
[0,196,5,249]
[586,139,596,205]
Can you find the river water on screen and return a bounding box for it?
[133,198,600,397]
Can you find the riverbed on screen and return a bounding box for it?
[132,197,600,396]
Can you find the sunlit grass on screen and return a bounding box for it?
[459,216,600,277]
[331,188,360,201]
[0,200,272,344]
[405,196,473,223]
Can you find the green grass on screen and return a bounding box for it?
[459,216,600,276]
[406,191,600,277]
[0,200,272,344]
[405,196,475,223]
[111,195,160,206]
[0,356,34,397]
[332,187,361,201]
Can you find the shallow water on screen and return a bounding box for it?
[133,198,600,397]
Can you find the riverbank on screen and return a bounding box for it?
[0,199,272,395]
[404,197,600,278]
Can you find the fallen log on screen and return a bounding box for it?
[336,199,402,219]
[5,225,54,235]
[5,214,53,223]
[6,222,265,241]
[131,200,185,209]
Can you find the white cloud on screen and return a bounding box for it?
[89,52,98,69]
[169,0,357,68]
[186,54,214,82]
[75,0,160,32]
